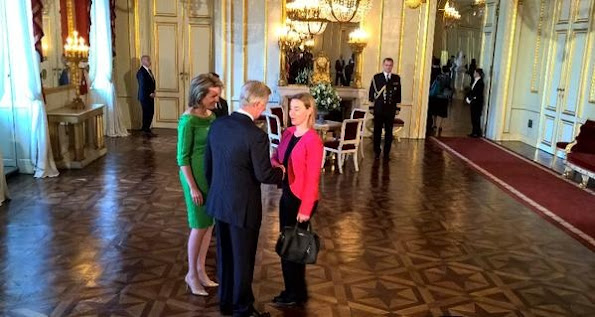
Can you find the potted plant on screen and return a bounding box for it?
[310,82,341,123]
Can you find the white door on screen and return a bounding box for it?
[152,0,212,129]
[538,0,593,154]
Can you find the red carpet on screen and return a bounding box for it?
[432,137,595,249]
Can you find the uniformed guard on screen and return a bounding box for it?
[368,57,402,160]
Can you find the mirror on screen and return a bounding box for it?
[40,0,91,89]
[312,22,358,87]
[286,21,359,87]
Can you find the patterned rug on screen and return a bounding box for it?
[432,137,595,250]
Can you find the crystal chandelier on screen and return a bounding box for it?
[442,1,461,21]
[404,0,427,9]
[323,0,372,23]
[289,18,328,37]
[286,0,327,22]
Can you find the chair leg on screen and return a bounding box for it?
[580,174,589,188]
[321,149,327,169]
[563,167,573,178]
[360,138,365,158]
[353,151,359,172]
[338,153,344,174]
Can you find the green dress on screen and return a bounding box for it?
[177,113,215,229]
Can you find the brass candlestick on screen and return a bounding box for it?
[63,31,89,109]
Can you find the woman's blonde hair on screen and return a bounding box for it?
[188,73,223,108]
[288,92,317,128]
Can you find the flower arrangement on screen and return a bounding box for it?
[295,68,312,86]
[310,82,341,113]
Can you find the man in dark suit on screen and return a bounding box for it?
[334,55,345,86]
[136,55,156,137]
[466,68,485,137]
[210,72,229,118]
[344,57,354,86]
[205,81,284,317]
[368,57,401,160]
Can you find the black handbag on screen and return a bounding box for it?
[275,222,320,264]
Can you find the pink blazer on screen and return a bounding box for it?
[271,126,324,217]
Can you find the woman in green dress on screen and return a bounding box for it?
[177,73,223,296]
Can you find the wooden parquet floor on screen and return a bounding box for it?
[1,129,594,317]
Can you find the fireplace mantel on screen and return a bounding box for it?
[276,85,369,124]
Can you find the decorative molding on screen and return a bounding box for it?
[155,97,180,122]
[414,2,431,137]
[573,0,593,23]
[153,0,177,17]
[377,0,385,70]
[500,0,520,133]
[555,0,570,24]
[263,0,268,83]
[530,0,546,93]
[153,22,179,92]
[242,0,247,83]
[398,0,405,73]
[229,0,234,100]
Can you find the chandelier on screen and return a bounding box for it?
[289,18,328,37]
[286,0,327,22]
[404,0,427,9]
[323,0,372,23]
[442,1,461,20]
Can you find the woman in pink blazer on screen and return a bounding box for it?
[270,93,324,307]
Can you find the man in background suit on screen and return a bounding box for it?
[205,81,284,317]
[335,55,345,86]
[210,72,229,118]
[466,68,485,137]
[368,57,401,160]
[136,55,157,137]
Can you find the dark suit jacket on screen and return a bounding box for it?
[368,73,401,115]
[466,78,484,108]
[205,112,283,229]
[212,97,229,118]
[136,67,155,101]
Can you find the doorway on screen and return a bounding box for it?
[427,0,499,138]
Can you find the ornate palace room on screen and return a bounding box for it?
[1,0,594,316]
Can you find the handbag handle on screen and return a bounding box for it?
[293,221,313,232]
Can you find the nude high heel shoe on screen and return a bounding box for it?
[185,275,208,296]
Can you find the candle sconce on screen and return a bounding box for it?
[63,30,89,109]
[348,28,368,89]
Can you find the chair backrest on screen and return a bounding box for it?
[269,106,285,128]
[338,119,363,148]
[573,120,595,154]
[350,109,367,139]
[351,108,367,119]
[265,113,282,142]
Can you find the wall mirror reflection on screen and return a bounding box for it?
[39,0,91,89]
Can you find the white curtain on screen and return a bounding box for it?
[0,148,8,206]
[3,0,59,178]
[89,0,129,137]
